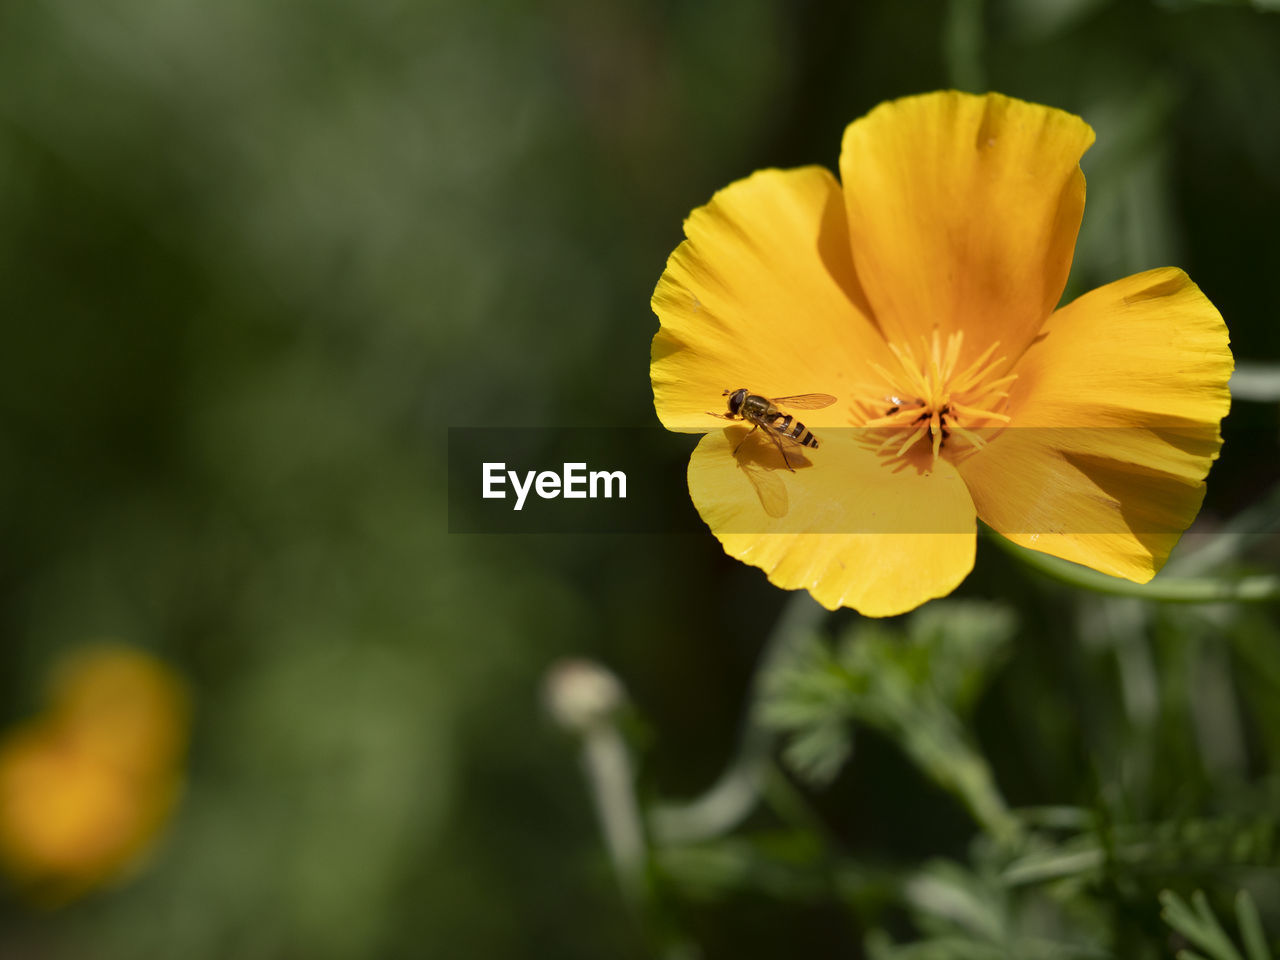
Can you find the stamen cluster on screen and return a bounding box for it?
[857,330,1015,465]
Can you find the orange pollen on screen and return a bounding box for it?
[857,330,1014,465]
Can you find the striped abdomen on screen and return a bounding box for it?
[771,413,819,448]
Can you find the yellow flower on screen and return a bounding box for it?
[0,646,190,905]
[651,91,1232,617]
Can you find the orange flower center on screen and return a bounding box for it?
[854,330,1015,467]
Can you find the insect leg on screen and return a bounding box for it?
[768,430,796,472]
[733,423,759,454]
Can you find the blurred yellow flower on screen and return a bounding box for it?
[651,91,1232,616]
[0,646,189,905]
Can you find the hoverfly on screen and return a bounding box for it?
[708,389,838,472]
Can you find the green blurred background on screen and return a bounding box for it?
[2,0,1280,956]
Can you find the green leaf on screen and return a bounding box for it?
[1160,889,1252,960]
[763,602,1019,838]
[1235,890,1271,960]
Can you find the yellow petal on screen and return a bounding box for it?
[839,91,1094,364]
[52,646,190,776]
[0,726,180,903]
[652,166,889,433]
[689,430,976,616]
[956,268,1232,580]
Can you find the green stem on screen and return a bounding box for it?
[896,701,1020,844]
[1230,362,1280,403]
[582,723,646,908]
[988,528,1280,603]
[648,591,829,845]
[1166,482,1280,577]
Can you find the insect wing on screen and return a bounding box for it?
[769,393,837,410]
[739,459,789,518]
